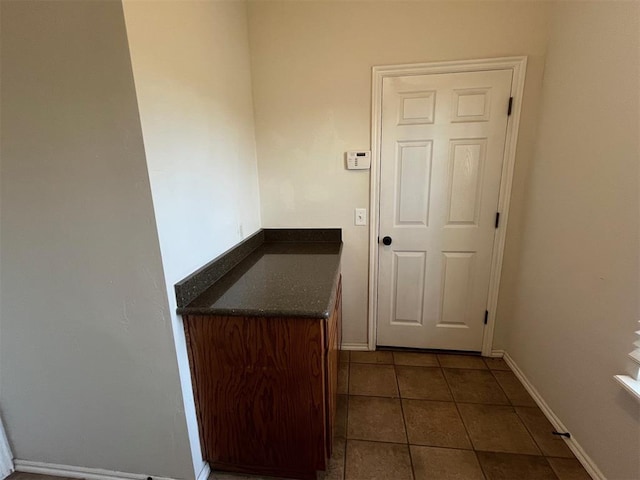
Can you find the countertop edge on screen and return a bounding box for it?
[176,308,332,320]
[175,229,342,318]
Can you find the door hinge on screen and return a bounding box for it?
[495,212,500,228]
[507,97,513,116]
[484,310,489,325]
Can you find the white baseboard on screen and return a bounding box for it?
[14,460,179,480]
[502,352,605,480]
[340,342,369,351]
[490,349,505,358]
[195,462,209,480]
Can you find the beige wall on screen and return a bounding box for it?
[248,0,552,344]
[502,3,640,479]
[0,1,194,477]
[123,0,262,475]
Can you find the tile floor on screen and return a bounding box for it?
[6,352,593,480]
[213,351,592,480]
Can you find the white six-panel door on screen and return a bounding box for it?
[377,69,512,351]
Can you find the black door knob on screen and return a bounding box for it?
[382,236,392,246]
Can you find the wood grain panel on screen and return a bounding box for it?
[184,314,327,477]
[325,277,342,455]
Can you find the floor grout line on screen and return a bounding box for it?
[392,359,416,480]
[439,357,490,479]
[454,400,489,475]
[346,390,530,409]
[342,356,350,480]
[486,368,546,458]
[342,428,574,458]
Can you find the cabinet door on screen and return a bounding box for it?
[185,314,327,477]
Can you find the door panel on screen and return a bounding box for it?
[377,69,512,351]
[392,251,427,325]
[452,88,492,122]
[396,141,432,225]
[440,251,475,327]
[398,91,436,125]
[447,140,486,225]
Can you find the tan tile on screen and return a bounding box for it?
[443,368,509,405]
[484,357,511,371]
[396,365,452,401]
[348,363,398,397]
[393,351,439,367]
[347,395,406,443]
[335,394,347,438]
[547,457,591,480]
[411,446,485,480]
[339,350,350,363]
[438,354,487,369]
[345,440,413,480]
[458,403,541,455]
[319,437,346,480]
[402,399,472,449]
[338,362,349,394]
[350,350,393,364]
[476,452,557,480]
[492,370,537,407]
[515,407,574,458]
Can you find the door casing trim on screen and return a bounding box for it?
[368,56,528,355]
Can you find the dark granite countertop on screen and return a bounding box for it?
[175,229,342,319]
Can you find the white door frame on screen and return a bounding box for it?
[368,56,527,356]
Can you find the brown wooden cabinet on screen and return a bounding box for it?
[183,277,342,480]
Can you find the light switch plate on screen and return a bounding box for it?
[355,208,367,226]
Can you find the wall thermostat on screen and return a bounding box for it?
[346,151,371,170]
